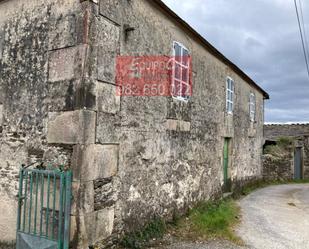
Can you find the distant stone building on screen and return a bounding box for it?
[0,0,268,247]
[264,124,309,181]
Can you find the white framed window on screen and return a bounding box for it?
[226,77,234,114]
[172,41,191,101]
[249,92,256,122]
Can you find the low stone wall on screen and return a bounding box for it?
[264,124,309,139]
[262,154,293,181]
[264,124,309,181]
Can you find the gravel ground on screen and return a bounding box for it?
[150,239,248,249]
[148,232,249,249]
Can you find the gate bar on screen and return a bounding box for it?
[16,168,24,232]
[58,173,64,249]
[28,173,34,233]
[46,174,51,237]
[34,172,39,235]
[22,171,28,232]
[52,172,56,240]
[63,171,72,249]
[39,173,44,236]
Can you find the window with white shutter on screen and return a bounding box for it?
[226,77,234,114]
[172,41,191,101]
[249,92,256,122]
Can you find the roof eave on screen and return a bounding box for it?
[150,0,270,100]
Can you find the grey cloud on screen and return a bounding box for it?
[163,0,309,123]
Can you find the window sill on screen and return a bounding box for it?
[172,96,190,102]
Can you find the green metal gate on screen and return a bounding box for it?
[16,165,72,249]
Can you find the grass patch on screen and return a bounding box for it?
[189,199,241,242]
[119,218,166,249]
[171,199,242,244]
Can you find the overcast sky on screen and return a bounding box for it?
[162,0,309,123]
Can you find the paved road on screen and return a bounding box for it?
[237,184,309,249]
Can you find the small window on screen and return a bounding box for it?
[249,93,256,121]
[172,42,191,100]
[226,77,234,114]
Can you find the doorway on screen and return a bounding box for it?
[223,138,231,192]
[294,147,303,180]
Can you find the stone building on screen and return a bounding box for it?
[0,0,269,247]
[264,124,309,181]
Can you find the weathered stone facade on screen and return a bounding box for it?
[264,124,309,180]
[0,0,268,247]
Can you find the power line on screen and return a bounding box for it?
[294,0,309,79]
[298,0,309,63]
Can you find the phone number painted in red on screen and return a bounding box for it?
[116,56,192,97]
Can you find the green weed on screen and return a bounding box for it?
[120,218,166,249]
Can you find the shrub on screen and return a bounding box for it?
[277,136,294,149]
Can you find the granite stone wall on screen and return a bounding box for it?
[94,0,265,244]
[0,1,115,246]
[0,0,266,247]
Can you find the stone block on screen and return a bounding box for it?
[96,113,120,144]
[0,28,4,60]
[166,119,191,132]
[99,0,122,24]
[72,144,119,181]
[70,207,114,247]
[223,114,234,138]
[179,121,191,132]
[95,17,120,48]
[0,104,3,126]
[85,207,114,245]
[96,17,120,83]
[0,194,17,241]
[48,45,86,82]
[47,110,96,145]
[97,49,117,83]
[165,119,177,131]
[71,181,95,216]
[96,82,120,114]
[48,15,77,50]
[45,79,79,112]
